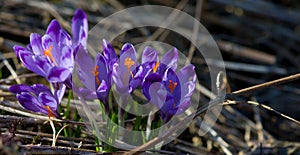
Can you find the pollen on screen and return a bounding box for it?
[168,80,178,93]
[43,106,55,118]
[90,66,101,86]
[43,45,58,66]
[124,57,135,69]
[124,57,135,78]
[153,62,160,73]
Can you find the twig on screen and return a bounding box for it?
[216,40,276,65]
[0,104,61,122]
[0,52,21,84]
[19,145,100,154]
[0,73,38,83]
[16,130,95,144]
[252,99,264,142]
[146,0,189,41]
[0,114,44,124]
[186,0,203,64]
[222,100,300,126]
[232,73,300,95]
[49,119,56,147]
[206,59,287,74]
[54,124,70,147]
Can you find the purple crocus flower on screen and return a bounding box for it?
[112,43,138,96]
[72,9,88,49]
[143,63,196,122]
[75,39,117,112]
[129,47,178,92]
[13,9,87,85]
[9,84,63,118]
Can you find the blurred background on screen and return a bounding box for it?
[0,0,300,154]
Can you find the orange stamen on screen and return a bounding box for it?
[43,45,57,66]
[43,106,55,118]
[124,57,135,69]
[153,62,160,73]
[124,57,135,78]
[168,80,178,93]
[90,66,101,86]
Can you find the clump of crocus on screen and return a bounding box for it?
[9,84,62,118]
[10,9,87,117]
[13,9,87,85]
[75,39,196,121]
[113,46,196,122]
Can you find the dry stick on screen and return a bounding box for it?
[216,40,276,65]
[54,124,70,146]
[26,0,71,32]
[0,103,85,125]
[252,101,264,143]
[0,53,21,84]
[0,73,38,83]
[16,129,95,144]
[222,100,300,126]
[146,0,189,41]
[186,0,203,64]
[184,0,219,100]
[19,145,99,154]
[232,73,300,95]
[126,72,300,154]
[0,104,58,122]
[197,73,300,118]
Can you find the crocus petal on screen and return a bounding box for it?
[46,20,62,43]
[34,56,53,75]
[112,63,127,93]
[119,43,137,82]
[30,33,43,55]
[96,54,109,85]
[72,9,88,48]
[27,44,32,51]
[59,45,74,70]
[38,92,58,111]
[18,50,45,76]
[181,81,195,98]
[120,43,136,57]
[78,87,97,100]
[54,83,66,103]
[32,84,53,95]
[177,64,196,98]
[160,94,176,115]
[102,39,117,61]
[96,80,109,103]
[59,30,72,47]
[176,97,191,114]
[163,68,181,101]
[42,34,59,64]
[13,45,28,57]
[112,43,138,95]
[142,46,158,64]
[47,67,71,82]
[177,64,196,84]
[142,73,162,100]
[161,48,178,70]
[129,65,144,93]
[9,84,32,94]
[16,93,47,114]
[75,45,95,89]
[148,82,167,109]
